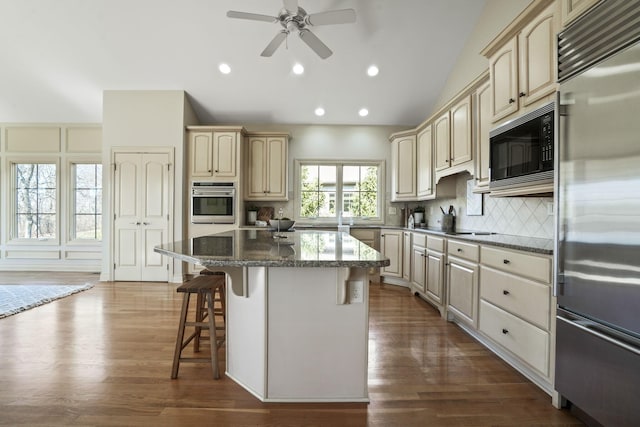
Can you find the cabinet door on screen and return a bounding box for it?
[265,137,287,198]
[391,135,416,201]
[561,0,599,27]
[490,37,519,122]
[519,3,556,107]
[450,95,472,166]
[416,126,433,199]
[402,231,412,281]
[246,137,267,198]
[434,112,450,172]
[212,132,236,178]
[412,246,426,293]
[426,249,444,305]
[474,81,492,191]
[447,256,478,327]
[190,132,213,177]
[381,230,402,277]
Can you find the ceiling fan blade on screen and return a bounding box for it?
[298,29,332,59]
[307,9,357,26]
[227,10,277,23]
[261,31,288,57]
[283,0,299,14]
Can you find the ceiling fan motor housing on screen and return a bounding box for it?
[278,7,308,32]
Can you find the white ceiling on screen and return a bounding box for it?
[0,0,487,127]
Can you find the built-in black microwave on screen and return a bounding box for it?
[489,102,554,191]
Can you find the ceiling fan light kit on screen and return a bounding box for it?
[227,0,356,59]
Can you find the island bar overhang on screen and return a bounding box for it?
[155,230,390,402]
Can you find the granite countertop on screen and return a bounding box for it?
[291,224,553,255]
[155,229,390,268]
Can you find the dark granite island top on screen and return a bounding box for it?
[155,229,390,269]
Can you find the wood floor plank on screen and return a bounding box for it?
[0,272,582,426]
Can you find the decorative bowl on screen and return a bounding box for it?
[269,219,295,231]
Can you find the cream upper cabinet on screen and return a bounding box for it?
[484,1,558,123]
[473,80,492,192]
[188,129,240,180]
[416,125,433,200]
[434,95,473,182]
[390,132,416,201]
[245,134,288,201]
[380,229,403,278]
[560,0,600,27]
[518,3,557,108]
[450,95,473,166]
[433,112,450,172]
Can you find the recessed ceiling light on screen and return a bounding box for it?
[367,65,379,77]
[315,107,325,116]
[293,63,305,75]
[219,63,231,74]
[359,108,369,117]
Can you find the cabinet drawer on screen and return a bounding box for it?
[480,266,550,330]
[427,235,444,252]
[481,246,551,283]
[413,233,426,248]
[447,239,479,262]
[479,300,549,376]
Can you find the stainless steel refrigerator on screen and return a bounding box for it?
[555,1,640,425]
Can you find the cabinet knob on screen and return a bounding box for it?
[502,328,509,335]
[445,159,449,163]
[503,290,510,295]
[215,169,219,172]
[208,169,212,172]
[503,259,510,264]
[508,98,515,104]
[457,248,462,252]
[519,92,526,97]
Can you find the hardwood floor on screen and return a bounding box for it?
[0,273,582,426]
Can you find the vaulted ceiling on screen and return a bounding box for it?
[0,0,487,126]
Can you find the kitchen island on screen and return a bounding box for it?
[155,229,389,402]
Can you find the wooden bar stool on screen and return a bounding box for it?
[171,274,226,379]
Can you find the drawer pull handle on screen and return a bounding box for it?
[503,259,510,264]
[503,290,510,295]
[502,328,509,335]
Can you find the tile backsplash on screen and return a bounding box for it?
[417,174,555,239]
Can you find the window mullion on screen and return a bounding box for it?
[336,164,343,218]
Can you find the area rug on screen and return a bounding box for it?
[0,283,95,319]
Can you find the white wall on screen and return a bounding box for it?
[432,0,532,113]
[242,123,405,223]
[101,90,193,281]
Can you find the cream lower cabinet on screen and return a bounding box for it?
[446,240,479,327]
[402,231,412,282]
[245,134,288,201]
[412,233,447,317]
[380,229,403,278]
[478,245,554,392]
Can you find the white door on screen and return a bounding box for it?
[113,152,171,281]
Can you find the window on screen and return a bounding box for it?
[72,163,102,240]
[298,160,383,222]
[15,163,57,239]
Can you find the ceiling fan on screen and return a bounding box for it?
[227,0,356,59]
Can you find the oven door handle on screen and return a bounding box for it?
[192,189,235,196]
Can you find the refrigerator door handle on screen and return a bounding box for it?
[558,316,640,356]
